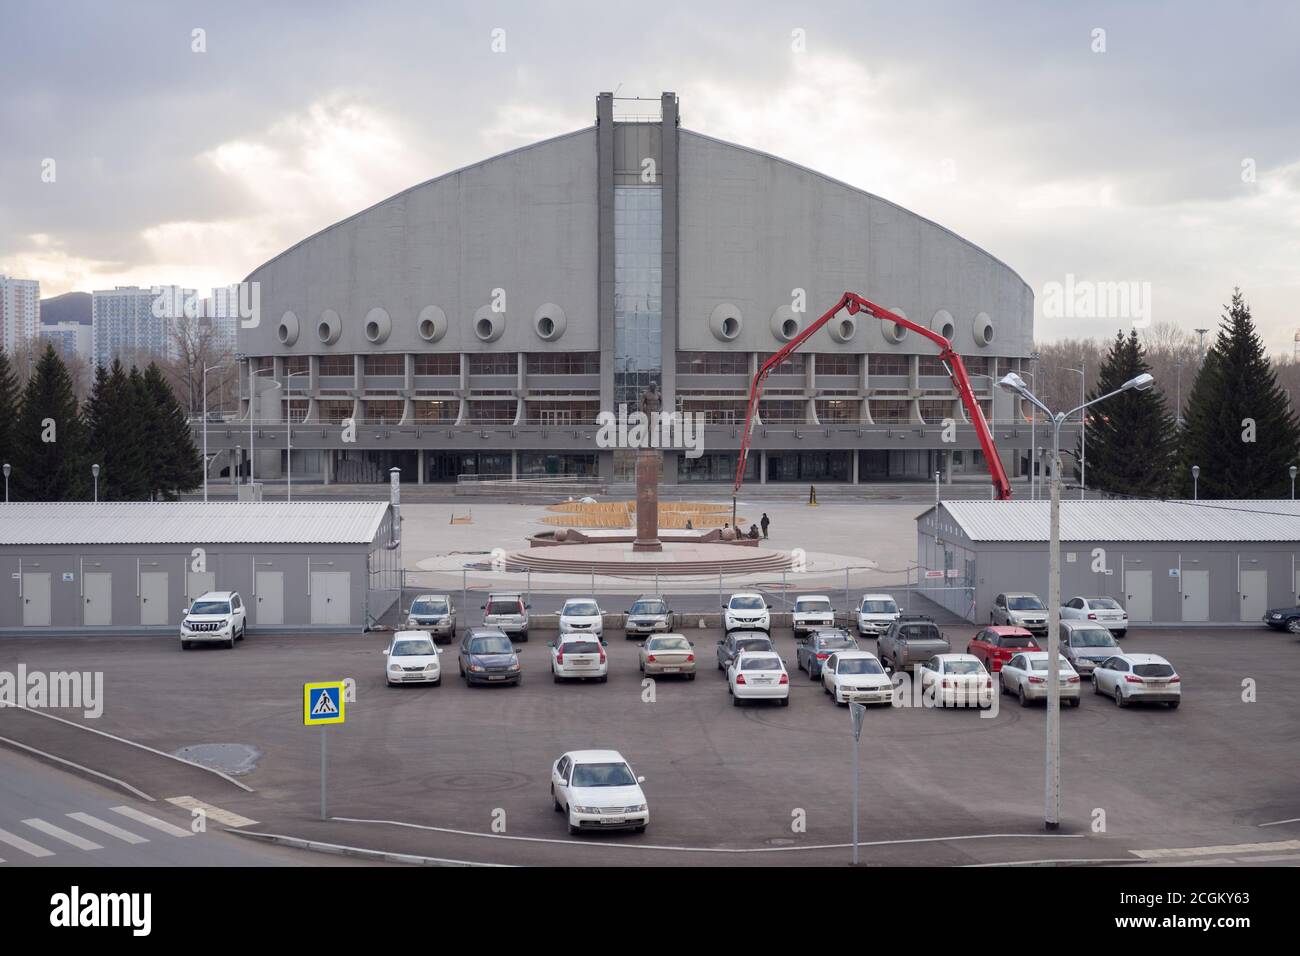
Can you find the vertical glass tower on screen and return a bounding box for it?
[612,185,662,409]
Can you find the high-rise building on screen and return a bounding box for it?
[91,285,194,369]
[0,275,41,354]
[38,320,93,363]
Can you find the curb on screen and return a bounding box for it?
[228,827,508,867]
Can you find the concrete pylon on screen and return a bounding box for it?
[633,448,663,552]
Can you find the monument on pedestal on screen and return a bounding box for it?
[632,383,663,553]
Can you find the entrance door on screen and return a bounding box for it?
[83,572,112,626]
[22,572,51,627]
[255,571,284,626]
[1240,569,1268,622]
[187,571,215,603]
[1125,570,1152,623]
[1182,569,1209,623]
[310,571,351,625]
[140,571,169,625]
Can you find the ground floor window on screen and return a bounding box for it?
[765,451,851,482]
[677,452,758,483]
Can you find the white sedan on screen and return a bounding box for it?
[559,598,604,638]
[550,633,609,682]
[821,650,893,706]
[917,653,994,709]
[550,750,649,835]
[1092,653,1181,708]
[1060,596,1129,637]
[999,651,1081,707]
[727,650,790,706]
[384,631,442,686]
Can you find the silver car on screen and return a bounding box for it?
[625,595,674,639]
[1092,653,1181,708]
[406,593,456,643]
[991,592,1048,635]
[482,592,530,641]
[1059,621,1120,675]
[999,651,1081,707]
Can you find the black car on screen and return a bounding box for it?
[457,626,523,686]
[1263,605,1300,634]
[796,628,859,680]
[716,630,776,672]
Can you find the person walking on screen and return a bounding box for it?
[760,513,770,538]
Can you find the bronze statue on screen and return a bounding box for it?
[639,381,662,416]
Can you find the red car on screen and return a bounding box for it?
[966,626,1039,672]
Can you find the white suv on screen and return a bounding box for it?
[723,592,771,633]
[180,591,247,650]
[791,595,835,637]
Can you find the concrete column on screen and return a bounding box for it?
[323,449,333,486]
[945,448,953,484]
[417,449,425,485]
[511,450,518,480]
[852,451,859,484]
[660,92,679,413]
[760,450,768,484]
[597,92,616,415]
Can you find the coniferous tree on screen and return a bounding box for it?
[1075,329,1178,498]
[1178,289,1300,498]
[141,362,202,499]
[0,349,20,474]
[10,345,88,501]
[84,360,151,501]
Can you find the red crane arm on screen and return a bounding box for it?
[732,291,1013,500]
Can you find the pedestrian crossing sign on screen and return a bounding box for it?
[303,682,345,726]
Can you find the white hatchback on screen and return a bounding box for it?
[550,750,649,835]
[728,650,790,706]
[821,650,893,706]
[385,631,442,686]
[550,632,609,682]
[724,592,771,633]
[1000,651,1081,707]
[1092,653,1181,708]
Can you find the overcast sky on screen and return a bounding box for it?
[2,1,1298,350]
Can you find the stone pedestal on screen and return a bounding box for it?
[632,448,663,552]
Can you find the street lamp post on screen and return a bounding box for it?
[92,463,100,502]
[1020,367,1039,500]
[1174,361,1185,427]
[202,363,228,502]
[1192,465,1200,500]
[999,369,1154,830]
[1061,365,1086,499]
[3,463,9,502]
[1290,465,1296,500]
[285,369,310,501]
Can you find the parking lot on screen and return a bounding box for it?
[2,618,1298,867]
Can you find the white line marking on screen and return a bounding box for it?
[333,817,1084,854]
[110,805,193,838]
[0,734,154,801]
[964,857,1141,867]
[0,827,54,858]
[1258,817,1300,828]
[23,818,102,851]
[1237,853,1300,863]
[7,707,253,792]
[1132,839,1300,860]
[165,796,257,828]
[66,813,148,845]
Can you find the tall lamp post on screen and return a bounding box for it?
[1060,365,1086,499]
[3,463,9,502]
[1290,465,1296,500]
[1019,368,1039,500]
[248,366,278,486]
[1192,465,1200,500]
[202,363,228,502]
[285,369,310,501]
[998,369,1154,830]
[92,464,100,502]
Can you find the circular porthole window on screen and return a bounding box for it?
[882,307,909,344]
[363,307,391,344]
[474,304,505,343]
[710,303,743,342]
[317,309,341,345]
[974,312,995,347]
[533,303,567,341]
[931,309,955,341]
[418,305,448,342]
[277,311,299,346]
[770,305,801,342]
[829,315,857,343]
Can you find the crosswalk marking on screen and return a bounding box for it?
[109,805,193,838]
[1133,839,1300,860]
[166,796,258,828]
[23,818,103,851]
[66,812,149,845]
[0,827,54,858]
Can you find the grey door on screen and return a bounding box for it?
[22,572,51,627]
[1239,569,1267,622]
[255,571,284,626]
[1182,569,1209,623]
[1125,570,1152,623]
[187,571,216,602]
[140,571,169,626]
[310,571,351,625]
[83,572,112,626]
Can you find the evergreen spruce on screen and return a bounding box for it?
[1178,289,1300,498]
[0,350,20,474]
[84,360,151,501]
[10,345,88,501]
[141,362,202,499]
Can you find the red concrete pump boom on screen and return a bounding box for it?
[732,291,1013,500]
